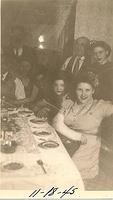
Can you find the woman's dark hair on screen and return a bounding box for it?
[91,41,111,57]
[50,70,68,84]
[70,72,99,100]
[74,72,99,89]
[36,68,48,77]
[50,70,72,93]
[10,25,25,35]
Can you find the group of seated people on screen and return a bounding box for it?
[1,34,113,190]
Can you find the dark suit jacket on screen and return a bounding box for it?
[64,55,91,77]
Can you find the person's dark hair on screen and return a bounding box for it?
[91,41,111,57]
[36,68,48,77]
[73,72,99,90]
[19,58,32,66]
[73,36,91,57]
[51,70,67,83]
[70,72,99,101]
[2,55,19,71]
[10,25,25,35]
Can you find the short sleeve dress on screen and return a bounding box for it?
[60,99,113,179]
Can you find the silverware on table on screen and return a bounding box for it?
[36,160,47,174]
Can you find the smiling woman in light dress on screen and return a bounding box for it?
[53,73,113,181]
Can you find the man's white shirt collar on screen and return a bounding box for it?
[14,47,23,56]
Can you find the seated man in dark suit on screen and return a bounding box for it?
[62,36,91,78]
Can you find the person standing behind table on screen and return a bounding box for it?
[91,41,113,101]
[53,73,113,184]
[4,25,37,77]
[61,37,91,78]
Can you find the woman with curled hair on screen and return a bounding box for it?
[53,73,113,184]
[91,41,113,101]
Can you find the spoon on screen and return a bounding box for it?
[36,160,47,174]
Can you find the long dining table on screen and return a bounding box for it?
[0,108,84,193]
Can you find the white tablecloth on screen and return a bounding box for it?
[0,112,84,191]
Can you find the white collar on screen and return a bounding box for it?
[79,56,85,61]
[14,47,23,56]
[2,72,8,81]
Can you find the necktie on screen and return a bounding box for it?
[72,57,80,75]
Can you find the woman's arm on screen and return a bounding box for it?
[102,101,113,117]
[53,112,84,142]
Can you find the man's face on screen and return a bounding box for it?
[73,38,89,57]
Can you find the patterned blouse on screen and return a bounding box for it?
[60,99,113,135]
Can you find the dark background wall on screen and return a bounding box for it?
[1,0,76,51]
[2,0,77,67]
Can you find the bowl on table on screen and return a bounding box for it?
[32,131,51,136]
[30,117,47,124]
[2,162,24,170]
[9,113,18,118]
[1,141,17,154]
[18,109,33,115]
[38,140,59,149]
[7,107,16,111]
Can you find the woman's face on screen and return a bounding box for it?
[93,46,108,64]
[76,82,94,104]
[53,80,65,96]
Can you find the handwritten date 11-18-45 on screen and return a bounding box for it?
[29,186,78,198]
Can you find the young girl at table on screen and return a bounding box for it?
[33,70,71,118]
[53,72,113,189]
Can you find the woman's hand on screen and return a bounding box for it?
[81,134,87,145]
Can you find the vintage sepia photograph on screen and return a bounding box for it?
[0,0,113,197]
